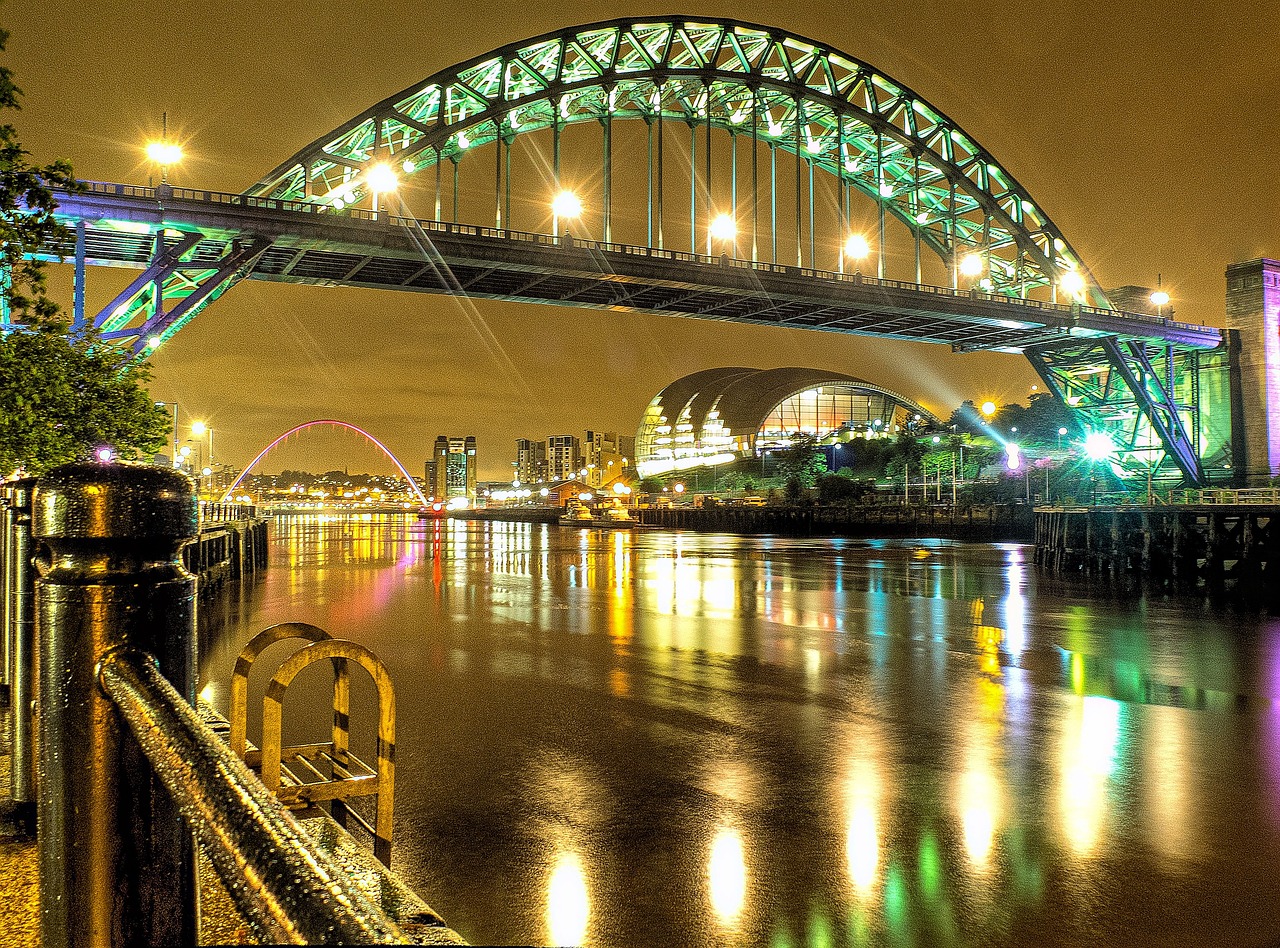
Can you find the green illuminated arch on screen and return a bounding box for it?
[249,16,1108,306]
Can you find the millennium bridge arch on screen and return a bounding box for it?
[251,16,1107,307]
[219,420,429,507]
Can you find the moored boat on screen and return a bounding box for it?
[559,500,597,526]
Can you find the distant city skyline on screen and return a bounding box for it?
[11,1,1276,478]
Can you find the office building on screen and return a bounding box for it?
[430,435,477,502]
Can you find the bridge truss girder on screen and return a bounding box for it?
[85,225,270,356]
[250,17,1110,308]
[1025,338,1206,484]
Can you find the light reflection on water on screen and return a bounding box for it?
[198,514,1280,947]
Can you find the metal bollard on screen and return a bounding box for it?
[34,462,198,948]
[5,478,36,810]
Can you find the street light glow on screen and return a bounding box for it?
[366,162,398,194]
[1150,290,1170,307]
[844,234,871,259]
[960,254,984,277]
[981,401,996,417]
[145,141,181,166]
[191,421,207,437]
[709,213,736,241]
[1061,270,1086,297]
[552,191,583,218]
[1084,432,1115,460]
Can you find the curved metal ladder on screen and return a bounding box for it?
[228,622,396,866]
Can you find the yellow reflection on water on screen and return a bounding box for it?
[1060,695,1122,855]
[960,769,998,868]
[844,768,880,895]
[547,850,590,946]
[708,826,747,922]
[1145,707,1191,862]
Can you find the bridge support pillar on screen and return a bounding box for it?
[1226,258,1280,484]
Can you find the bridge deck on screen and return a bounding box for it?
[46,182,1221,353]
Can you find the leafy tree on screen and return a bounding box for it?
[0,327,168,474]
[815,472,873,505]
[0,28,78,324]
[782,476,804,503]
[0,29,168,475]
[775,433,826,487]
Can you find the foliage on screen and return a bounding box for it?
[0,28,81,325]
[0,31,168,475]
[774,433,827,487]
[782,476,804,502]
[0,326,169,474]
[639,476,666,494]
[815,472,874,504]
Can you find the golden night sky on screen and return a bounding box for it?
[9,0,1278,478]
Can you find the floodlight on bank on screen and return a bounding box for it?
[1084,432,1115,460]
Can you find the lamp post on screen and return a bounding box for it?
[145,113,181,187]
[155,401,180,465]
[709,213,736,258]
[552,190,582,239]
[190,421,213,469]
[843,234,870,275]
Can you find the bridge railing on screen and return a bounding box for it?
[1077,487,1280,507]
[27,464,409,947]
[68,179,1208,338]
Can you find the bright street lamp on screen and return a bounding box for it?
[190,421,213,468]
[366,162,398,214]
[981,400,996,418]
[1060,270,1086,300]
[844,234,871,273]
[552,190,582,237]
[1151,289,1170,317]
[709,213,736,249]
[959,254,984,278]
[1084,432,1114,461]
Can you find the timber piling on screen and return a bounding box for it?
[1034,497,1279,604]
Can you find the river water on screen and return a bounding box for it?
[197,514,1280,947]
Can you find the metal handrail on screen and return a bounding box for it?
[98,650,406,945]
[30,463,422,947]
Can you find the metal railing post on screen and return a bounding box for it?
[5,478,36,815]
[33,462,198,948]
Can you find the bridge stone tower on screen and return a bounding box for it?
[1226,258,1280,484]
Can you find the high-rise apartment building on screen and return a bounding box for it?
[583,430,630,487]
[431,435,477,501]
[546,435,581,481]
[515,438,548,483]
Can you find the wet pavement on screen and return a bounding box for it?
[198,514,1280,947]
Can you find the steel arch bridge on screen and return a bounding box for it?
[220,420,429,506]
[252,16,1103,306]
[33,17,1226,485]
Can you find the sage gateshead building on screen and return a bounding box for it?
[635,367,941,478]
